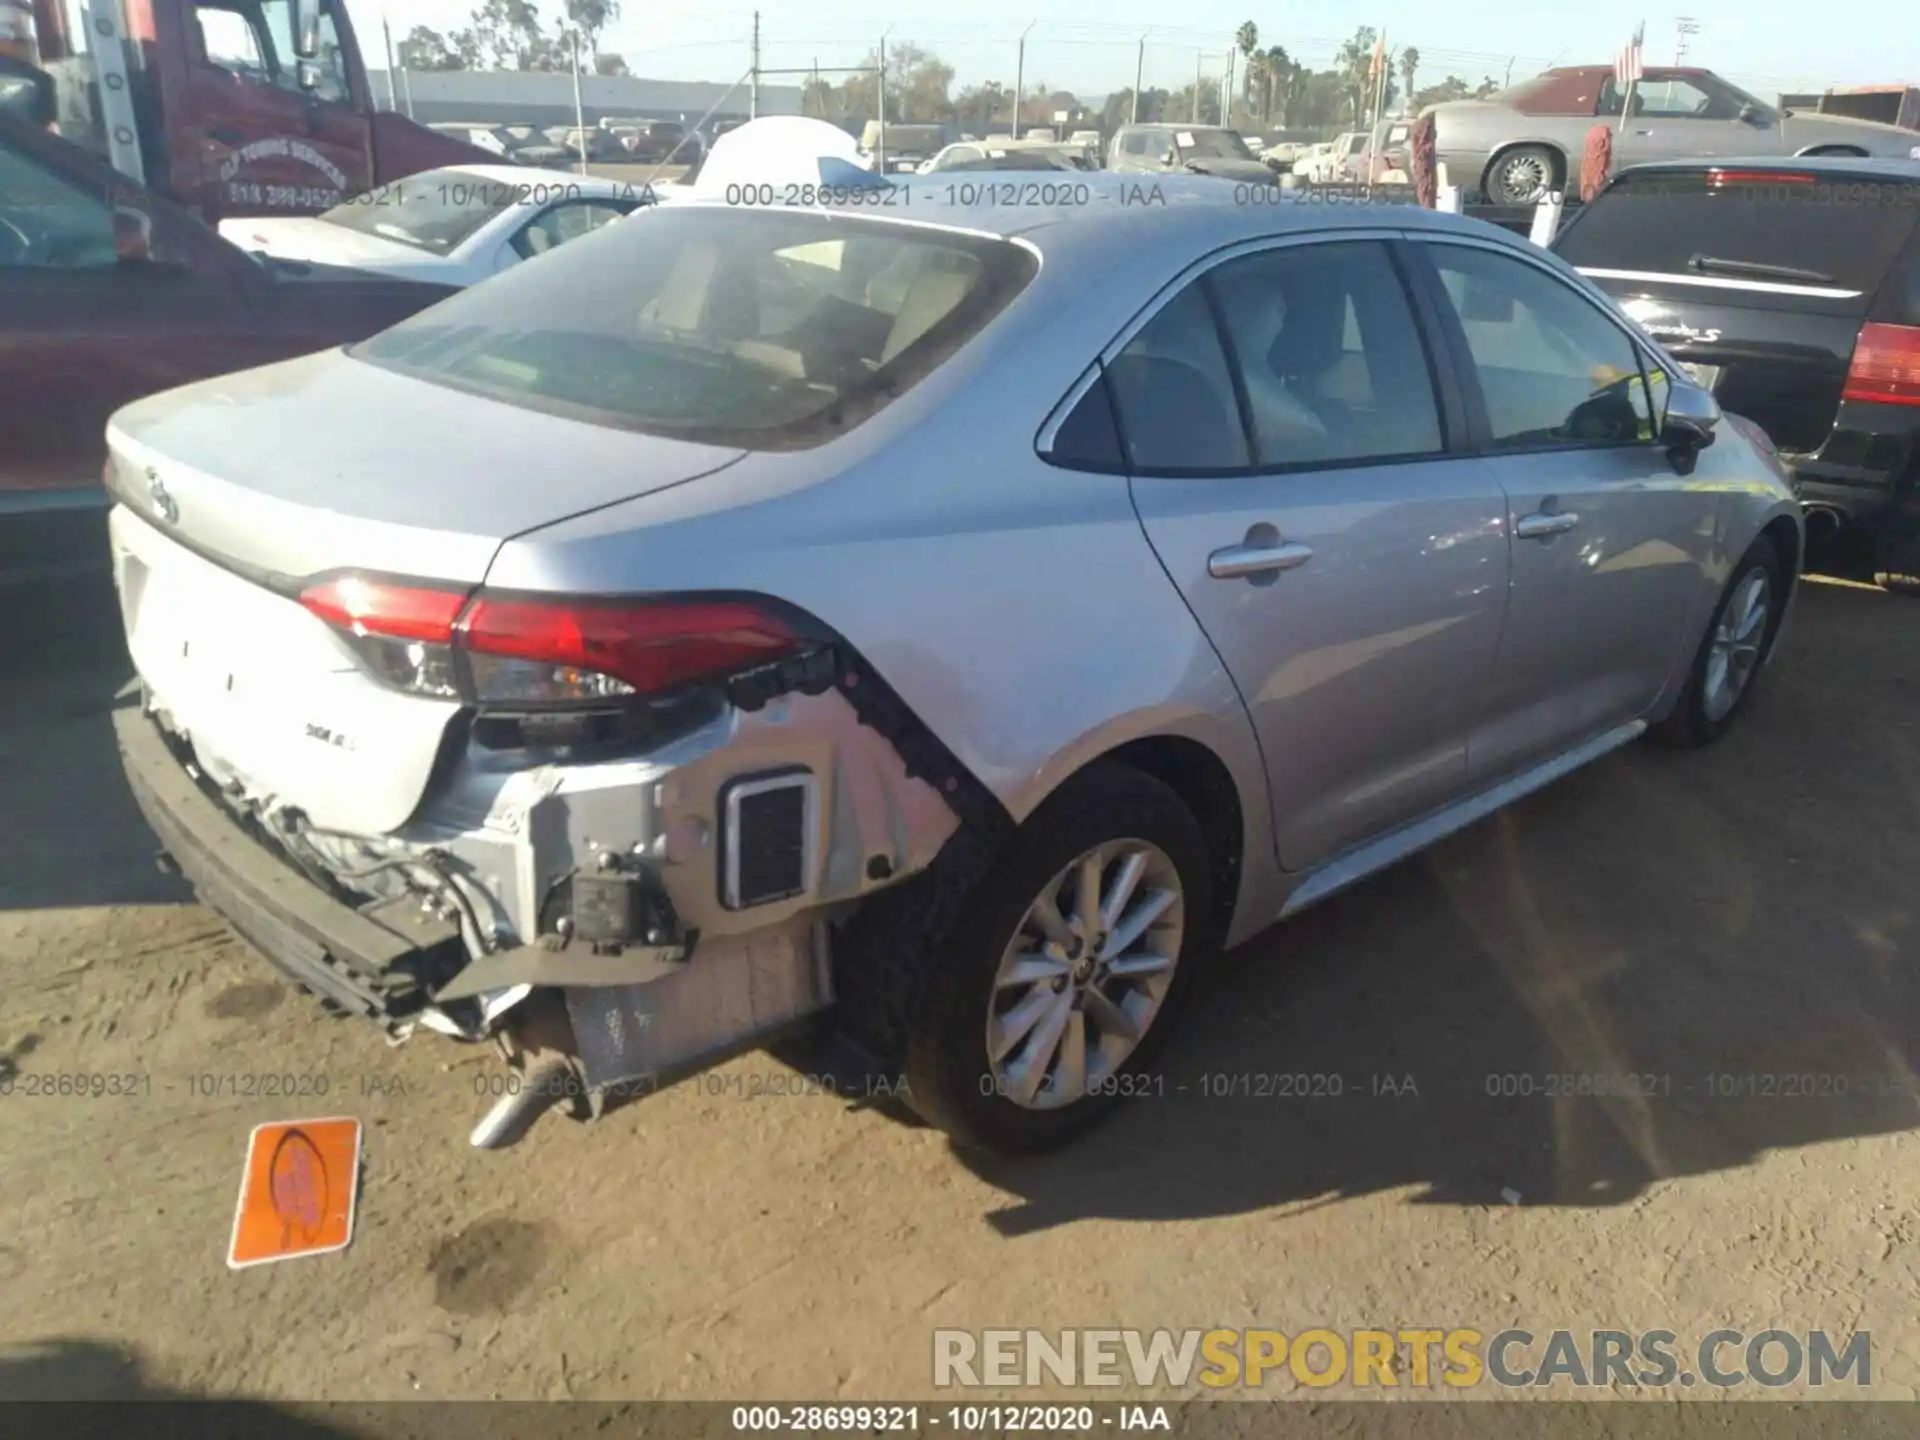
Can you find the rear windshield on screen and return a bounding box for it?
[317,169,517,254]
[1556,171,1920,298]
[351,206,1038,450]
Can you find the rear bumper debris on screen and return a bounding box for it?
[114,700,467,1038]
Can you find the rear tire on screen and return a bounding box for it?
[1649,535,1786,748]
[898,763,1213,1156]
[1484,145,1561,206]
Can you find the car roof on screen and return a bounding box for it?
[431,162,641,196]
[670,171,1533,256]
[1613,155,1920,182]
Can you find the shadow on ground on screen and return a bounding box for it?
[0,1339,370,1435]
[0,578,187,913]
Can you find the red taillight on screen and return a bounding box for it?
[461,596,801,696]
[1705,169,1816,187]
[298,574,804,703]
[299,575,469,642]
[1843,322,1920,407]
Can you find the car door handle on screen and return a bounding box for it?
[1514,511,1580,539]
[1208,540,1314,579]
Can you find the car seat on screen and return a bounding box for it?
[1104,353,1244,470]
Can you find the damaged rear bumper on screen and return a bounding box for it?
[114,698,468,1036]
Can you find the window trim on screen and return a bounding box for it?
[1400,232,1681,459]
[1035,227,1462,478]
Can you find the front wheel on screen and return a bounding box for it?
[900,764,1213,1155]
[1649,535,1785,748]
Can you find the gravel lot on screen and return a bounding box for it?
[1,571,1915,1406]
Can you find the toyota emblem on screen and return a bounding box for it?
[146,468,179,525]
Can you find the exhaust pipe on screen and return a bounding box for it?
[1803,506,1844,542]
[469,995,586,1150]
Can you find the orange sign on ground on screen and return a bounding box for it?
[227,1117,362,1269]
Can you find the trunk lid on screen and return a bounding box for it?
[1555,167,1920,452]
[216,217,449,279]
[108,350,747,836]
[105,347,749,584]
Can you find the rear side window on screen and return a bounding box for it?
[1208,241,1444,466]
[1555,172,1920,301]
[353,207,1037,450]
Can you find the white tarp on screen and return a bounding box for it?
[686,116,891,198]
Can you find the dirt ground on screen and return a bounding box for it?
[1,572,1916,1407]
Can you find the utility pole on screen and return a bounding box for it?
[1012,20,1035,139]
[380,12,398,111]
[877,26,891,171]
[1223,46,1234,125]
[749,11,760,119]
[1132,29,1148,125]
[1675,17,1699,64]
[1503,56,1515,88]
[1193,50,1201,122]
[569,25,586,176]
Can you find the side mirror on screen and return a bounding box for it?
[290,0,321,59]
[1738,102,1760,123]
[112,205,155,264]
[1662,380,1721,449]
[296,58,322,92]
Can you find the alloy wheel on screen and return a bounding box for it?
[985,840,1186,1111]
[1703,566,1771,722]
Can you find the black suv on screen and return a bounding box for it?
[1554,157,1920,593]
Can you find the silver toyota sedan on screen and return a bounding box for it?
[104,177,1803,1157]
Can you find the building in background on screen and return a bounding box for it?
[365,70,803,130]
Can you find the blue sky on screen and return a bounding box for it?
[345,1,1918,105]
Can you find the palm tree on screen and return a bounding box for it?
[1338,26,1376,125]
[1400,46,1420,114]
[1263,43,1290,125]
[1235,21,1259,121]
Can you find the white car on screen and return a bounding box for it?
[216,165,657,287]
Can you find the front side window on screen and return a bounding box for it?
[1622,76,1723,119]
[1428,243,1655,449]
[0,137,119,270]
[1209,241,1444,466]
[354,207,1037,449]
[195,0,347,101]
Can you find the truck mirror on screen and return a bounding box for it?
[290,0,321,59]
[296,58,322,91]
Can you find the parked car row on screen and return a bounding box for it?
[428,118,707,167]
